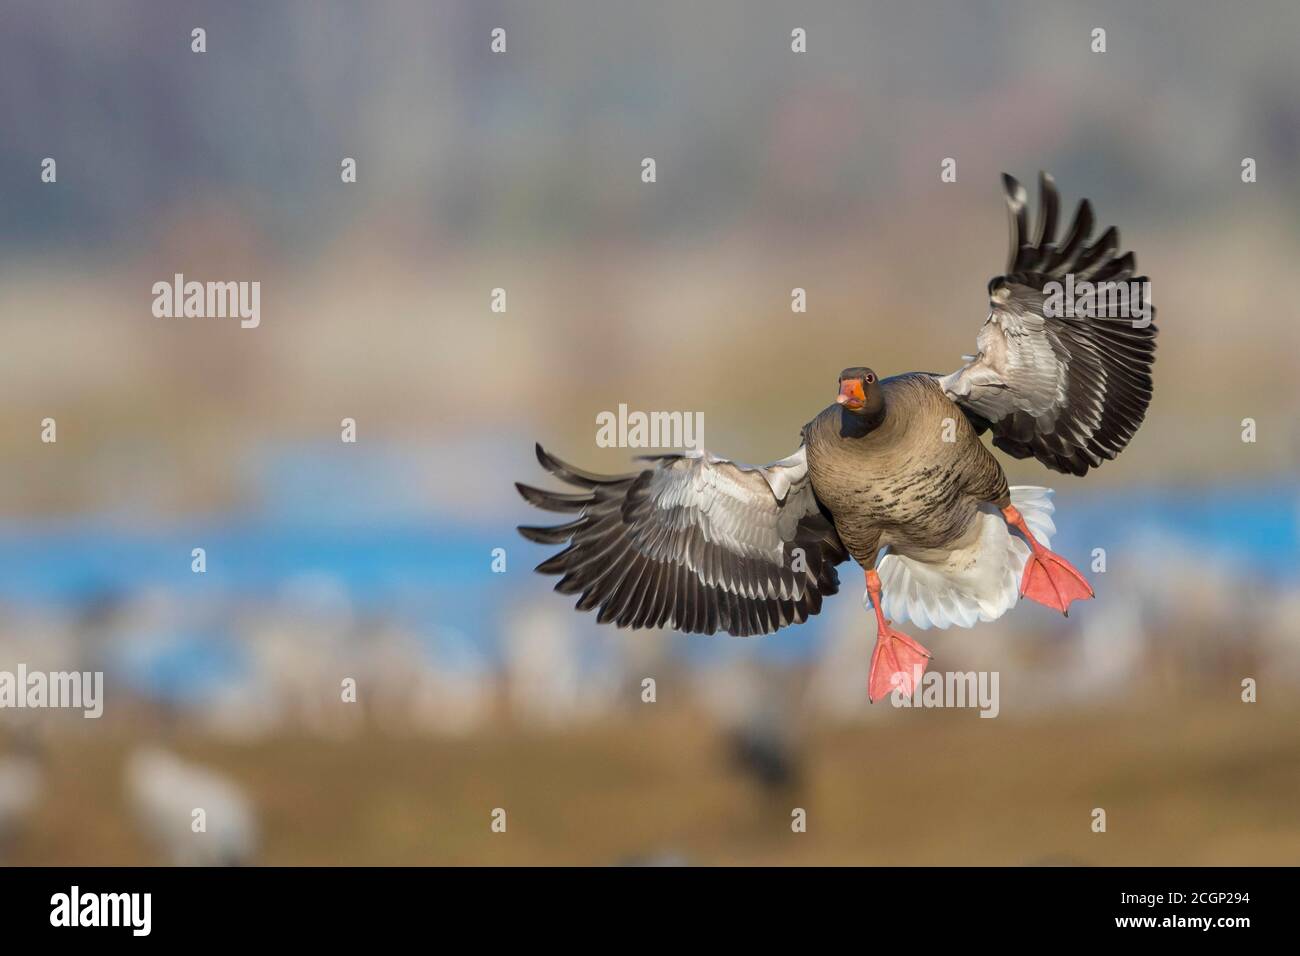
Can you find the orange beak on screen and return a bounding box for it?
[837,378,866,410]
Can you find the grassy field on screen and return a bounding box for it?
[8,694,1299,866]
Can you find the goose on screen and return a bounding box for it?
[0,742,43,862]
[124,747,258,866]
[517,173,1156,701]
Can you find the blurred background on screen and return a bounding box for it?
[1,0,1298,865]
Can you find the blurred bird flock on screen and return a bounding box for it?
[1,1,1299,865]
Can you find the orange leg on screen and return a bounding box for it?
[864,569,932,703]
[1002,505,1094,615]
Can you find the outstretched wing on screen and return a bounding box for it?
[938,172,1157,476]
[516,443,848,636]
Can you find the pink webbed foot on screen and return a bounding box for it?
[864,569,932,702]
[1003,505,1095,616]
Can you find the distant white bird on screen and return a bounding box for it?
[504,601,624,727]
[124,747,257,866]
[0,750,43,861]
[364,624,492,736]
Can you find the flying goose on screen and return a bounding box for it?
[517,173,1156,701]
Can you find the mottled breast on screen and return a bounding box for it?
[804,373,1009,563]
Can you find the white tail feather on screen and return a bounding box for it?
[867,487,1055,630]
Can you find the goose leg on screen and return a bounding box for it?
[864,569,932,702]
[1002,505,1094,615]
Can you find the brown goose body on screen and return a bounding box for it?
[804,373,1008,568]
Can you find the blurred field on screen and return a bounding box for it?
[7,694,1298,866]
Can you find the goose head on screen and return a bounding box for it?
[836,367,885,420]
